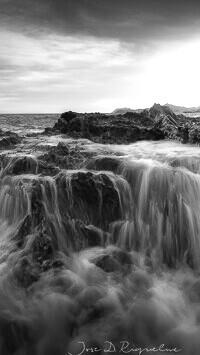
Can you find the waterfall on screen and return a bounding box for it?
[0,140,200,354]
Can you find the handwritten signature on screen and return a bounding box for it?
[67,341,182,355]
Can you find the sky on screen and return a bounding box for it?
[1,0,200,113]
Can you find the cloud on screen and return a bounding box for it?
[1,1,200,112]
[0,29,142,112]
[1,0,200,45]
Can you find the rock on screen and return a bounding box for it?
[95,254,122,273]
[92,247,133,273]
[40,142,86,170]
[63,219,104,250]
[0,131,21,149]
[53,111,77,133]
[31,180,45,226]
[154,114,180,140]
[48,111,165,144]
[56,171,121,229]
[15,215,32,247]
[149,103,178,121]
[86,156,121,173]
[60,111,77,122]
[188,124,200,144]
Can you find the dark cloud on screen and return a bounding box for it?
[1,0,200,44]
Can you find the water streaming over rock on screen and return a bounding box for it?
[0,134,200,354]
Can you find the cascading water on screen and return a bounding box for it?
[0,139,200,354]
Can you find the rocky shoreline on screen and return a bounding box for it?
[0,106,200,353]
[44,103,200,145]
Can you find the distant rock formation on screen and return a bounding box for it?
[112,103,200,116]
[111,107,144,115]
[165,103,200,115]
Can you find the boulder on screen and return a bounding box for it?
[0,131,21,149]
[86,156,121,173]
[56,171,121,230]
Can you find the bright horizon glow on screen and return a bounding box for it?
[1,30,200,113]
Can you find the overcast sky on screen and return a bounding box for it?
[1,0,200,113]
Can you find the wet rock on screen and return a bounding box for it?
[53,111,77,133]
[154,114,180,140]
[95,254,122,273]
[49,111,165,144]
[15,256,40,288]
[7,156,38,175]
[15,215,32,247]
[0,131,21,149]
[86,156,121,173]
[0,317,31,354]
[32,231,54,264]
[40,142,87,170]
[92,247,133,273]
[188,124,200,144]
[31,180,44,226]
[56,171,121,229]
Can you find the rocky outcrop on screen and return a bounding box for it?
[40,142,88,170]
[45,103,200,145]
[154,114,180,140]
[149,103,178,121]
[48,110,166,143]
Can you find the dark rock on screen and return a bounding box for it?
[32,231,54,264]
[154,114,180,140]
[53,111,77,133]
[15,215,32,247]
[7,156,38,175]
[62,219,104,250]
[31,180,44,226]
[48,110,165,144]
[0,131,21,149]
[188,124,200,144]
[86,156,121,173]
[95,254,122,273]
[40,142,87,170]
[60,111,77,122]
[149,103,178,121]
[65,171,121,229]
[14,256,40,288]
[92,247,133,273]
[43,105,200,145]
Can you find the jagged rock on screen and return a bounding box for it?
[154,114,180,140]
[0,131,21,149]
[149,103,178,121]
[40,142,86,170]
[53,111,77,133]
[188,124,200,144]
[48,111,165,143]
[1,155,60,177]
